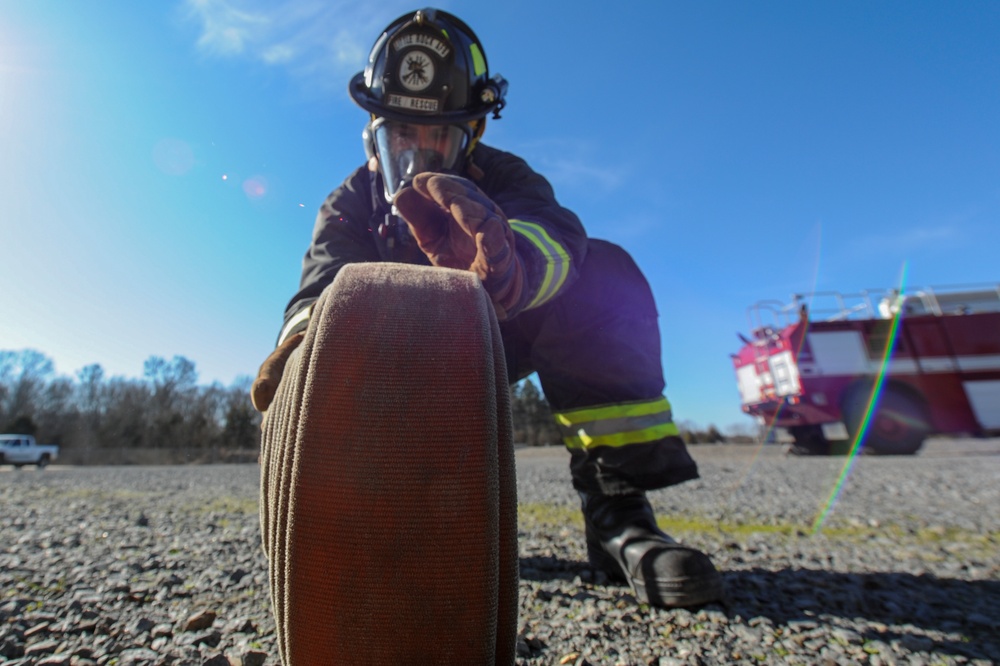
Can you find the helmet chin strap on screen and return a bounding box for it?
[377,199,415,262]
[367,163,421,262]
[466,118,486,156]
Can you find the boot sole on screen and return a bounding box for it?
[587,543,724,608]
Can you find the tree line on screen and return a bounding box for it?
[0,349,568,463]
[0,348,743,464]
[0,349,259,464]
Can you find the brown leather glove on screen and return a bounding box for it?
[250,332,304,413]
[394,173,525,320]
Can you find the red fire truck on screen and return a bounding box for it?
[732,284,1000,455]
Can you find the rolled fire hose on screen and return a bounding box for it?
[259,263,518,664]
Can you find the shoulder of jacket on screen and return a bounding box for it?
[469,144,538,189]
[319,165,376,216]
[324,165,371,203]
[471,143,527,169]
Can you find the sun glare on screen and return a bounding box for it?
[0,36,21,130]
[0,22,55,143]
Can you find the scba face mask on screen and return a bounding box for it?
[372,118,470,201]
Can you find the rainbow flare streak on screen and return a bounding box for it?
[810,263,909,534]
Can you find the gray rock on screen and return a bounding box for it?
[183,609,217,632]
[0,443,997,665]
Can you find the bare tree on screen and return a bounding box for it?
[0,349,55,433]
[511,379,561,447]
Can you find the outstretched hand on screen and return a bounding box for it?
[394,173,524,319]
[251,332,304,413]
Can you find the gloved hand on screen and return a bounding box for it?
[394,173,525,320]
[250,332,305,413]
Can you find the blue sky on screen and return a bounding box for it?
[2,1,998,430]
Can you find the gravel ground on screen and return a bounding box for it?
[2,438,998,665]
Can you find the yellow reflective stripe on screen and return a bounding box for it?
[555,396,672,426]
[555,397,678,450]
[470,43,486,76]
[556,411,677,441]
[563,422,681,450]
[509,219,571,309]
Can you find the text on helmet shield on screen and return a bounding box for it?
[391,33,451,59]
[387,94,440,112]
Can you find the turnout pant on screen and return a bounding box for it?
[499,238,699,496]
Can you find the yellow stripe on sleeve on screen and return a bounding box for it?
[509,219,571,309]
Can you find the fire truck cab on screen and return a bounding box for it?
[732,284,1000,455]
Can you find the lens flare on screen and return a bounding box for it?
[730,222,825,496]
[810,262,909,534]
[731,311,811,493]
[243,176,267,199]
[152,138,195,176]
[730,313,822,501]
[726,402,782,499]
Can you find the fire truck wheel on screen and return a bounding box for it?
[788,425,831,456]
[843,385,929,456]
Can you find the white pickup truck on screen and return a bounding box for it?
[0,434,59,468]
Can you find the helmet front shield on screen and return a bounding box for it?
[348,8,507,125]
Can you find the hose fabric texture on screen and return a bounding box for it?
[259,262,518,664]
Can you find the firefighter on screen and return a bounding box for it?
[251,7,723,609]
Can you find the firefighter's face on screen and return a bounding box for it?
[372,119,467,200]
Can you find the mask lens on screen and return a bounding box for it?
[373,120,468,199]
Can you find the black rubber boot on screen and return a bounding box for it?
[580,492,723,608]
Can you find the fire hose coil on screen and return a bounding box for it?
[260,262,517,664]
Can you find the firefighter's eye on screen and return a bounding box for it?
[391,125,418,143]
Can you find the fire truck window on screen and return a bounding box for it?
[865,320,907,357]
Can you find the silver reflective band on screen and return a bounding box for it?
[278,305,313,346]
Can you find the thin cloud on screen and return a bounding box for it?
[261,44,295,65]
[897,226,961,249]
[598,211,658,241]
[181,0,414,87]
[514,137,627,194]
[855,225,962,255]
[185,0,270,56]
[541,158,625,192]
